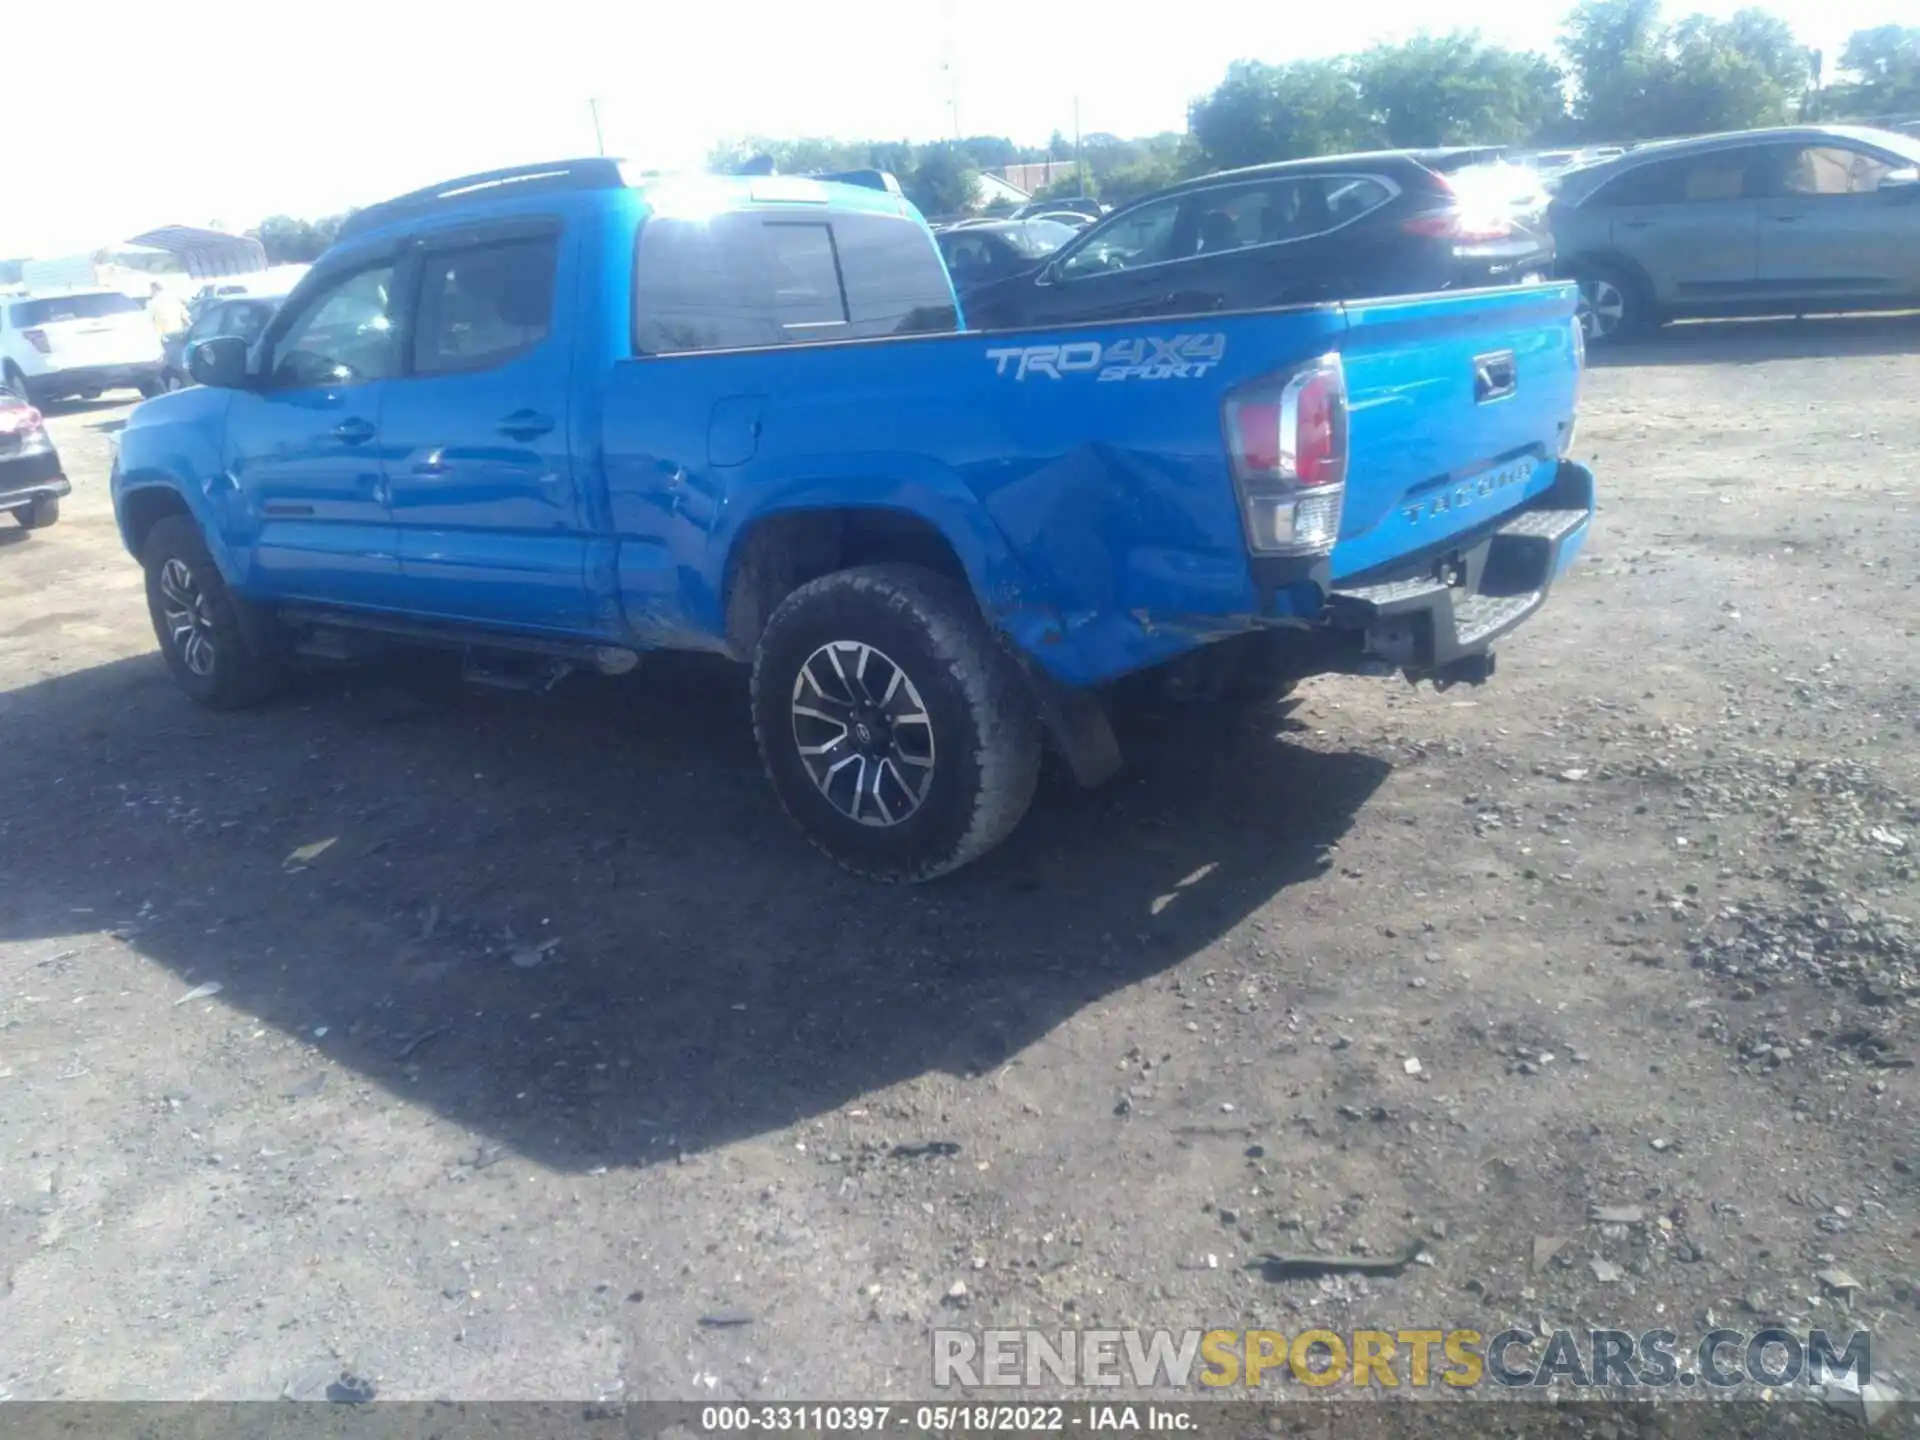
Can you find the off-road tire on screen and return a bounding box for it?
[142,515,285,709]
[751,564,1042,882]
[13,496,59,529]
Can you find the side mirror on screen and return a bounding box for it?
[1880,166,1920,198]
[187,335,250,389]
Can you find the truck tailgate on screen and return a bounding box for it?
[1332,283,1580,579]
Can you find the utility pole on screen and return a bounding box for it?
[942,0,960,141]
[1074,96,1085,197]
[588,97,606,157]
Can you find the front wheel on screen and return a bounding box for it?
[1575,264,1655,343]
[751,564,1042,882]
[142,515,285,708]
[137,376,165,398]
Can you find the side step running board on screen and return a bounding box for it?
[278,604,643,677]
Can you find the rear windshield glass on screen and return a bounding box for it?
[9,292,142,326]
[634,209,957,354]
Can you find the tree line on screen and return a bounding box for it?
[5,2,1912,277]
[714,2,1917,215]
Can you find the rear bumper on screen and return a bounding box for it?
[0,450,71,510]
[1322,459,1593,676]
[18,364,161,400]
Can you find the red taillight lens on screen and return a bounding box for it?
[0,402,45,440]
[1402,212,1514,242]
[22,328,51,355]
[1289,367,1346,487]
[1224,355,1348,556]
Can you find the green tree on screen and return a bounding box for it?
[1188,59,1377,171]
[1356,33,1567,147]
[1828,25,1920,116]
[1562,0,1814,140]
[904,146,980,219]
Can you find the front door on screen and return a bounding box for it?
[1025,192,1191,324]
[224,257,403,610]
[379,223,595,634]
[1754,141,1919,301]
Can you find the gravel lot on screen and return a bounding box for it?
[0,315,1914,1413]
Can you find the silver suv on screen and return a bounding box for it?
[1549,125,1920,341]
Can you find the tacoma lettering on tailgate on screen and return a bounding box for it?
[985,334,1226,382]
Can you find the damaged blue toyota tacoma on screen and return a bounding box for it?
[111,158,1593,881]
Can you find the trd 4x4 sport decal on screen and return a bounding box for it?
[985,333,1226,382]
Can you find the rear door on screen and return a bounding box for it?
[379,220,593,633]
[1754,140,1919,299]
[223,255,405,609]
[1591,150,1766,304]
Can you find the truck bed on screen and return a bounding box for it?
[599,283,1586,687]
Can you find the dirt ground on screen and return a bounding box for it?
[0,315,1914,1414]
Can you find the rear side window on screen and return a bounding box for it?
[1593,151,1760,206]
[412,235,558,374]
[634,210,955,354]
[9,293,142,326]
[1192,176,1394,250]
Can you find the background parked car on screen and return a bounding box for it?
[1549,124,1920,341]
[933,219,1080,298]
[0,289,165,404]
[161,294,286,391]
[962,148,1554,330]
[1009,196,1105,222]
[0,383,68,533]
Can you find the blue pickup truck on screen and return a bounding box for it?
[112,158,1593,881]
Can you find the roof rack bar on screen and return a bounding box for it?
[337,158,626,241]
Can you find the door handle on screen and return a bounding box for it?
[1772,213,1803,222]
[1620,218,1651,230]
[498,409,555,442]
[330,418,375,444]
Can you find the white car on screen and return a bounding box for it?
[0,289,165,405]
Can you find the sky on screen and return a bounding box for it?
[5,0,1896,259]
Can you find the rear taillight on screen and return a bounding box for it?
[0,402,47,449]
[1562,313,1585,459]
[1402,213,1514,242]
[21,328,50,355]
[1223,354,1348,556]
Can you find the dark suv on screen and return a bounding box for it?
[961,149,1553,330]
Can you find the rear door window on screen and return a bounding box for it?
[1594,151,1762,206]
[634,209,954,354]
[1186,175,1394,254]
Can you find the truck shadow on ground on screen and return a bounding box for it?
[1589,311,1918,367]
[0,650,1389,1173]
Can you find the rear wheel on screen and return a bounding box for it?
[142,515,285,708]
[1576,263,1655,343]
[751,564,1041,882]
[136,376,164,398]
[13,496,59,529]
[2,366,29,403]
